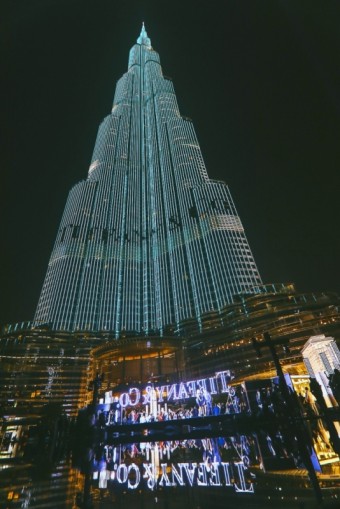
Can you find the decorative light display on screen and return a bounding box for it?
[34,24,261,335]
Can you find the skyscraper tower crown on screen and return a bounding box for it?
[34,26,262,336]
[136,22,151,47]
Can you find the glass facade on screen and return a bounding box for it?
[34,25,261,336]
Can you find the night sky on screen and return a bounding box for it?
[2,1,340,325]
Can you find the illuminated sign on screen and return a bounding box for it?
[91,430,258,494]
[104,370,242,411]
[93,461,254,493]
[86,372,337,499]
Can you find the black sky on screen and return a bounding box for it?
[2,0,340,325]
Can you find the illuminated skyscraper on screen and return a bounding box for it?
[34,25,261,336]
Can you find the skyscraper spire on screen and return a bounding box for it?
[137,21,151,47]
[34,27,261,336]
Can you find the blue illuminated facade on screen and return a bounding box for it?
[34,25,261,336]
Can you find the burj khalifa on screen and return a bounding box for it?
[34,25,261,336]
